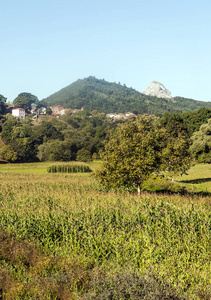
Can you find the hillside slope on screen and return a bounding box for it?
[41,76,211,114]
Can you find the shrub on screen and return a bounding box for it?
[76,149,92,162]
[197,152,211,164]
[141,175,187,194]
[84,268,184,300]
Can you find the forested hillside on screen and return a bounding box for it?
[41,76,211,114]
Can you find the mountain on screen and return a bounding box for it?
[41,76,211,115]
[143,81,172,100]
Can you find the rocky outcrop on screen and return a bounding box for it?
[143,81,172,100]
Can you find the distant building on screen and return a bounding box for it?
[31,107,37,114]
[106,113,118,119]
[51,105,66,116]
[125,112,136,118]
[38,107,47,115]
[106,112,136,120]
[12,108,25,120]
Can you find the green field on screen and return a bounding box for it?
[0,162,211,299]
[177,163,211,193]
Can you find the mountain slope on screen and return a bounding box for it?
[41,76,211,114]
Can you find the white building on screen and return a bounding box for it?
[12,108,25,120]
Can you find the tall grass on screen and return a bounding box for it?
[0,164,211,299]
[47,163,92,173]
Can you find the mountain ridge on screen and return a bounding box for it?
[41,76,211,115]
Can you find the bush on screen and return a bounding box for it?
[141,175,187,194]
[76,149,92,162]
[197,152,211,163]
[84,268,184,300]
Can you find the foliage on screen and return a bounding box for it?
[160,112,192,177]
[182,107,211,134]
[190,118,211,163]
[1,116,39,162]
[0,231,87,299]
[98,115,192,192]
[76,148,92,162]
[97,116,164,193]
[33,121,64,143]
[47,163,92,173]
[13,92,38,111]
[41,76,211,115]
[37,140,79,162]
[141,175,187,194]
[0,109,115,163]
[0,145,18,162]
[85,269,184,300]
[0,94,7,115]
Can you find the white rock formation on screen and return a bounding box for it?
[143,81,172,99]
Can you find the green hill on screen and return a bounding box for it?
[41,76,211,114]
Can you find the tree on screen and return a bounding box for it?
[0,145,17,162]
[190,119,211,163]
[13,92,38,111]
[0,94,7,103]
[76,149,92,162]
[160,112,192,179]
[1,116,39,162]
[182,108,211,134]
[33,122,64,143]
[1,115,20,144]
[0,94,7,115]
[97,116,164,194]
[161,133,192,179]
[37,141,75,162]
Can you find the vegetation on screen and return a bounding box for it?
[0,162,211,299]
[0,80,211,298]
[47,162,92,173]
[0,94,7,116]
[181,107,211,134]
[98,115,192,193]
[190,118,211,163]
[0,110,116,163]
[41,76,211,115]
[160,112,192,177]
[0,84,211,168]
[97,116,165,193]
[13,92,38,111]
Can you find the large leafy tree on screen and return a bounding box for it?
[1,116,39,162]
[98,115,193,193]
[13,92,38,111]
[190,119,211,163]
[97,116,165,194]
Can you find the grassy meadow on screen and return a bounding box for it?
[0,162,211,299]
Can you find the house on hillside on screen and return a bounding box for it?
[71,107,84,114]
[38,107,47,115]
[125,112,135,118]
[12,108,25,120]
[51,105,66,116]
[106,113,118,119]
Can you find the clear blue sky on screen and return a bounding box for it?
[1,0,211,103]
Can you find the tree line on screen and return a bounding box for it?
[0,90,211,171]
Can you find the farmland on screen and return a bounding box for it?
[0,162,211,299]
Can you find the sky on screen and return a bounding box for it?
[1,0,211,103]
